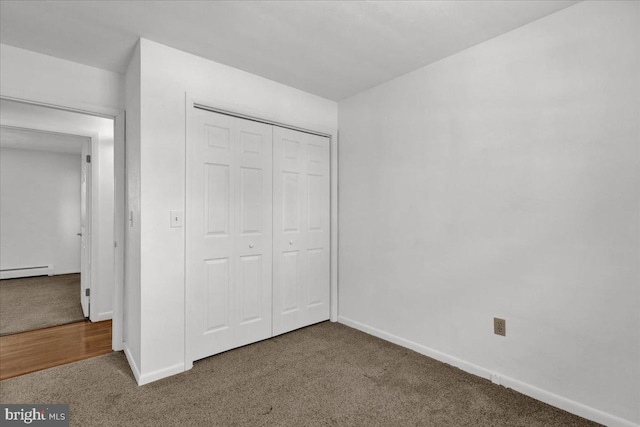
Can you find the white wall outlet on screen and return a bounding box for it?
[170,210,183,228]
[494,317,506,336]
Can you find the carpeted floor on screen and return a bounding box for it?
[0,274,85,336]
[0,321,599,426]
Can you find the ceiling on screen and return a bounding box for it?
[0,1,579,101]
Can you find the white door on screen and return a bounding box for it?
[80,141,91,318]
[187,108,273,362]
[273,127,330,336]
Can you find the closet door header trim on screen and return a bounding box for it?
[193,103,331,139]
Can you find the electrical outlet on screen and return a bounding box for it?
[494,318,506,336]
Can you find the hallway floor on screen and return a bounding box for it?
[0,319,112,380]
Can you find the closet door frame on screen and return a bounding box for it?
[184,95,338,370]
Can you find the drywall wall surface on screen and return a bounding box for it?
[338,1,639,425]
[0,44,123,115]
[124,42,142,375]
[137,38,337,381]
[0,148,81,275]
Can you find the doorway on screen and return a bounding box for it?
[0,97,125,378]
[0,126,90,335]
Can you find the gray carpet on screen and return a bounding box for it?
[0,322,599,427]
[0,273,85,336]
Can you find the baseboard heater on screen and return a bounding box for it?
[0,265,54,280]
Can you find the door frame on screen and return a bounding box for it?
[80,138,92,317]
[0,95,126,352]
[184,94,338,369]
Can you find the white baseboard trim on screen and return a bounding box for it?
[123,344,141,384]
[137,362,185,386]
[339,315,491,379]
[0,265,54,279]
[112,339,124,352]
[338,315,638,427]
[91,311,113,322]
[53,270,80,276]
[500,375,638,427]
[124,344,185,386]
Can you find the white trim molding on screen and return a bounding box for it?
[92,311,114,323]
[123,344,141,385]
[137,363,185,386]
[0,265,54,279]
[338,316,639,427]
[124,347,185,387]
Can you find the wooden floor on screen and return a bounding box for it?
[0,320,112,380]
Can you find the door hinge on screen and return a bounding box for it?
[86,154,91,163]
[114,241,117,248]
[85,288,90,297]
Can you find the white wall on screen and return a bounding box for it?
[124,42,142,377]
[127,38,337,384]
[0,148,81,275]
[338,2,639,426]
[0,44,124,115]
[0,47,120,323]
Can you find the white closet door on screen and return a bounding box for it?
[187,108,273,362]
[273,127,330,336]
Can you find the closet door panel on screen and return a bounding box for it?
[304,133,331,324]
[234,118,272,347]
[188,110,235,360]
[273,127,330,336]
[187,109,272,362]
[273,128,305,334]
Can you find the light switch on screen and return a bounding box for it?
[170,210,183,228]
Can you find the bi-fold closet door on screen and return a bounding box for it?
[272,127,331,336]
[187,107,330,363]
